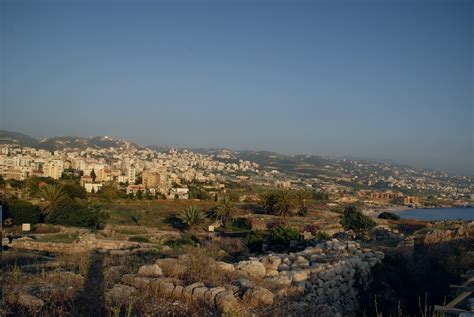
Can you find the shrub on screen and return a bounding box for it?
[177,205,206,229]
[246,230,267,253]
[340,206,375,234]
[128,235,150,243]
[223,217,251,231]
[378,212,401,220]
[33,224,61,234]
[267,225,300,252]
[62,182,87,199]
[164,234,197,249]
[5,200,41,225]
[314,231,331,241]
[46,199,108,229]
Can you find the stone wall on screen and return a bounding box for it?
[9,233,147,253]
[106,239,383,316]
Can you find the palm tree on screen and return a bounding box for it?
[217,196,235,226]
[259,190,278,214]
[294,190,311,216]
[275,190,294,218]
[38,183,68,214]
[177,205,206,230]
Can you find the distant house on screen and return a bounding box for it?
[169,187,189,199]
[84,183,102,193]
[126,184,146,196]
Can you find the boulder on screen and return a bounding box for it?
[291,270,308,283]
[216,261,235,273]
[106,284,137,306]
[236,260,266,278]
[138,264,163,277]
[243,286,274,306]
[215,291,239,312]
[17,293,44,311]
[206,287,226,305]
[261,256,282,271]
[184,283,205,301]
[192,286,209,301]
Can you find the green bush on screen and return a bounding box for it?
[378,212,401,220]
[128,235,150,243]
[246,230,267,253]
[62,182,87,199]
[314,231,331,241]
[223,218,251,232]
[341,206,375,234]
[164,234,197,249]
[5,200,41,225]
[46,199,108,229]
[267,226,300,252]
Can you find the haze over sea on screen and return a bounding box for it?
[397,207,474,221]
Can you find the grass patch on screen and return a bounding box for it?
[115,227,148,235]
[36,232,79,244]
[128,235,150,243]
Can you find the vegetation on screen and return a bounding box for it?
[38,184,68,214]
[246,230,267,253]
[46,199,108,229]
[274,190,294,217]
[294,190,311,216]
[259,190,278,214]
[216,196,235,226]
[378,211,401,220]
[177,205,206,230]
[340,205,375,234]
[4,199,41,225]
[128,235,150,243]
[267,225,300,252]
[36,232,79,244]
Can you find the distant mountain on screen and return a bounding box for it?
[0,130,39,148]
[0,130,141,151]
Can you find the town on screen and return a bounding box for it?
[0,131,472,210]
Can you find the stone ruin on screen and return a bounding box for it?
[107,239,384,316]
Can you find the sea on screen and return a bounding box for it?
[397,207,474,221]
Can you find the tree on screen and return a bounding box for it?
[275,190,294,218]
[177,205,206,230]
[259,190,278,214]
[340,205,375,234]
[90,169,97,183]
[38,184,68,214]
[46,199,108,229]
[5,199,41,225]
[217,196,235,226]
[294,190,311,216]
[62,182,87,199]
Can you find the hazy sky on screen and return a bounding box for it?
[1,0,473,174]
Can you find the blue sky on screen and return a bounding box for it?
[1,0,472,174]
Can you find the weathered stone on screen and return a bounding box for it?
[192,286,209,301]
[184,282,205,301]
[236,260,266,278]
[215,291,239,312]
[265,269,279,277]
[138,264,163,277]
[172,285,184,298]
[131,277,151,289]
[206,287,226,305]
[17,293,44,311]
[216,261,235,273]
[236,278,254,289]
[261,256,282,271]
[291,270,308,283]
[243,286,274,306]
[106,284,137,306]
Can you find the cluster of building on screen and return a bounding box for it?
[0,144,259,199]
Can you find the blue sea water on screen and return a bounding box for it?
[397,207,474,221]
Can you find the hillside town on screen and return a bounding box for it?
[0,135,472,208]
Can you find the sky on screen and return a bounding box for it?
[1,0,473,175]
